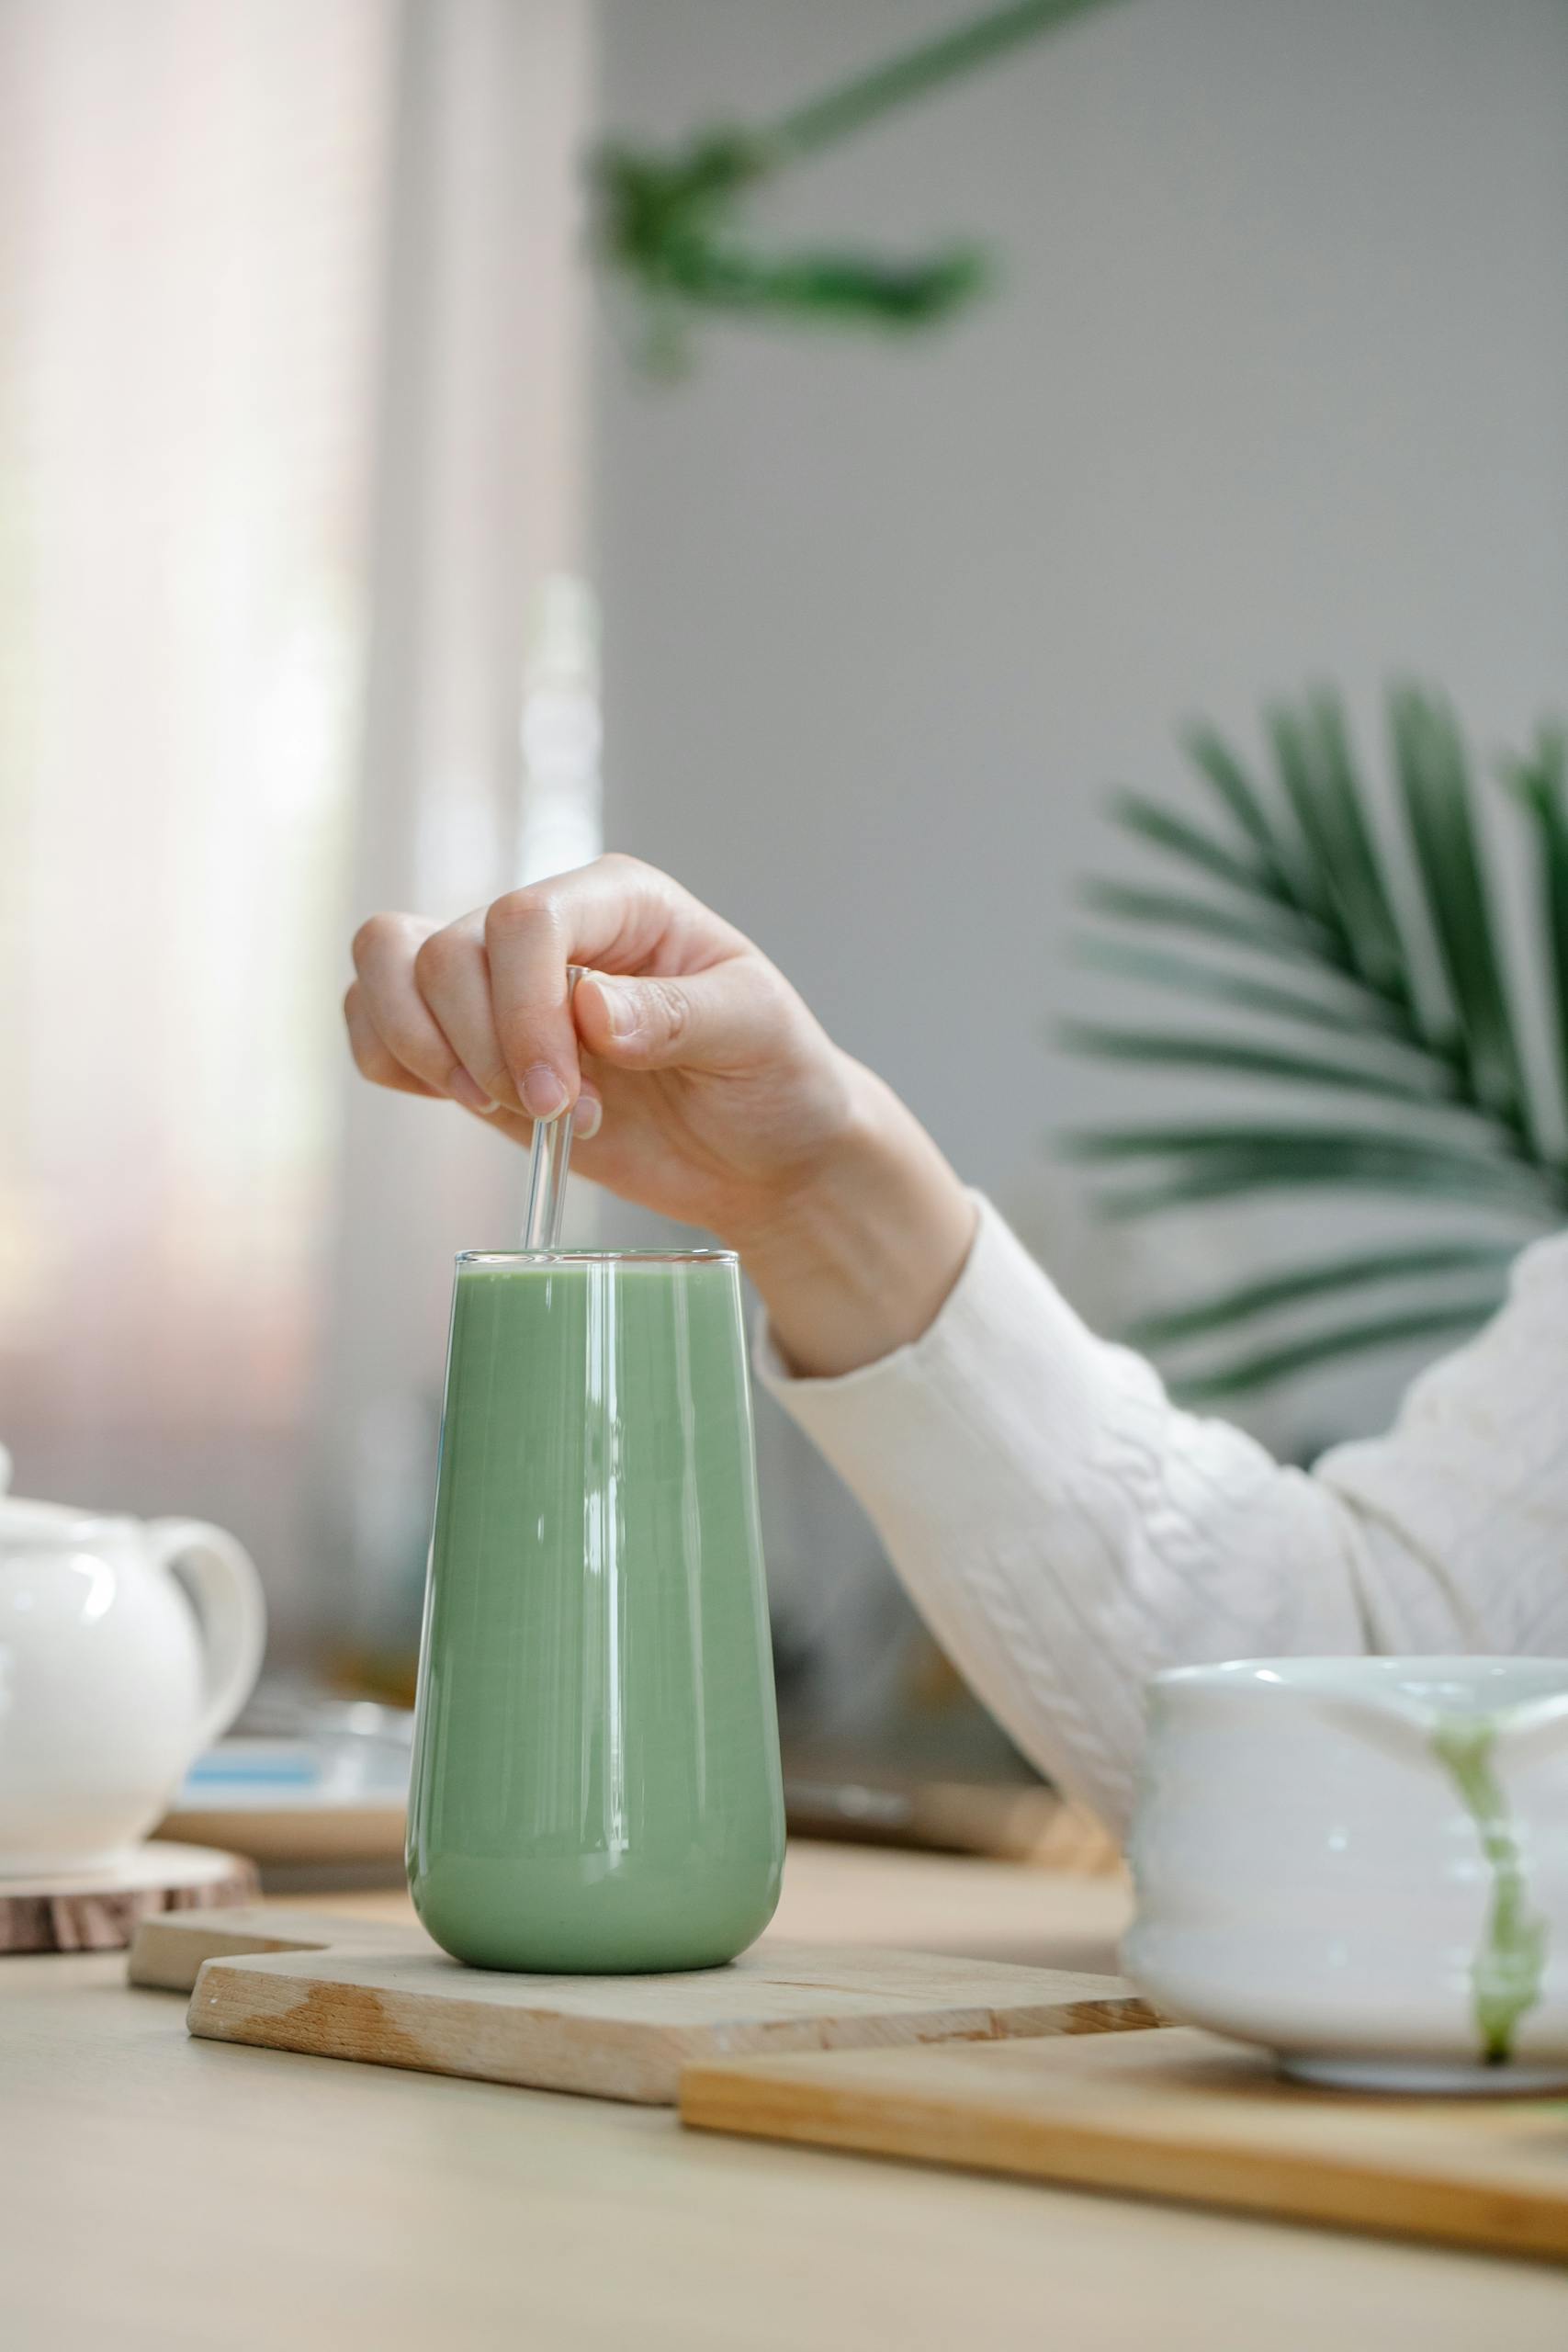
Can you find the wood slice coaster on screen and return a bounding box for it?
[680,2023,1568,2266]
[183,1935,1161,2106]
[1,1841,259,1955]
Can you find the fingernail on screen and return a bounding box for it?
[449,1069,500,1115]
[571,1091,602,1139]
[592,976,637,1041]
[522,1064,569,1121]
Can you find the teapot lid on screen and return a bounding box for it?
[0,1455,141,1544]
[0,1492,134,1540]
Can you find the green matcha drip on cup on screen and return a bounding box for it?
[1431,1713,1550,2066]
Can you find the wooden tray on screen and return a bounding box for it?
[158,1800,406,1867]
[161,1912,1157,2106]
[680,2022,1568,2265]
[781,1770,1121,1871]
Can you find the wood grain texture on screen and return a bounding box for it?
[158,1800,406,1865]
[186,1939,1158,2104]
[128,1904,422,1989]
[781,1770,1122,1870]
[0,1841,257,1954]
[130,1838,1136,1982]
[9,1849,1568,2351]
[234,1836,1134,1964]
[157,1777,1121,1871]
[680,2023,1568,2265]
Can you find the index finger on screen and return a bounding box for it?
[482,856,694,1115]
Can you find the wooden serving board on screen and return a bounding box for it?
[680,2023,1568,2266]
[1,1841,258,1954]
[179,1930,1158,2106]
[128,1904,420,1990]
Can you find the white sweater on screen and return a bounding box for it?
[759,1195,1568,1833]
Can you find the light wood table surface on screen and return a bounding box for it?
[4,1841,1565,2351]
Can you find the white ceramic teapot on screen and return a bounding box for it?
[0,1451,266,1873]
[1125,1657,1568,2091]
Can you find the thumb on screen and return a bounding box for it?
[574,963,777,1073]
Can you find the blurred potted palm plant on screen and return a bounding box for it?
[592,0,1130,370]
[1063,686,1568,1400]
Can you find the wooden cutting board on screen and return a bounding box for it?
[176,1928,1158,2106]
[680,2022,1568,2265]
[127,1904,420,1990]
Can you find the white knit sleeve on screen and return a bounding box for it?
[757,1196,1568,1831]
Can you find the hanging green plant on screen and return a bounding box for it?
[591,0,1129,372]
[1063,687,1568,1400]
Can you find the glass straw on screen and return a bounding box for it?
[521,966,584,1250]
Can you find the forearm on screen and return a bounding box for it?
[723,1060,976,1380]
[757,1194,1375,1828]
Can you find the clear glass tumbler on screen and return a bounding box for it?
[407,1247,785,1972]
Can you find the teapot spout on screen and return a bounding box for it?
[1496,1692,1568,1770]
[1311,1689,1568,1770]
[1280,1661,1568,1774]
[1308,1688,1440,1770]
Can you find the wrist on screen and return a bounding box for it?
[724,1060,976,1379]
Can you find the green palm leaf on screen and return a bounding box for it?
[1108,790,1285,901]
[1064,1119,1522,1169]
[1179,722,1283,864]
[1168,1305,1503,1406]
[1505,722,1568,1130]
[1063,1125,1557,1219]
[1066,681,1568,1393]
[1259,704,1343,935]
[1388,686,1532,1137]
[1078,880,1347,968]
[1070,936,1411,1040]
[1057,1024,1455,1106]
[1269,692,1413,1001]
[1125,1240,1517,1348]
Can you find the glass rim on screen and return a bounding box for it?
[456,1246,737,1268]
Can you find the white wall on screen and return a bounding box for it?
[588,0,1568,1459]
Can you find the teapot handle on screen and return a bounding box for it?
[147,1520,267,1748]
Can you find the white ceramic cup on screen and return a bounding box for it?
[0,1496,266,1874]
[1124,1657,1568,2091]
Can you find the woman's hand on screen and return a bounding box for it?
[344,854,974,1374]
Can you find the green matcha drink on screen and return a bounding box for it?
[407,1248,784,1973]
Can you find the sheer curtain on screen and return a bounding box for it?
[315,0,593,1676]
[0,0,592,1654]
